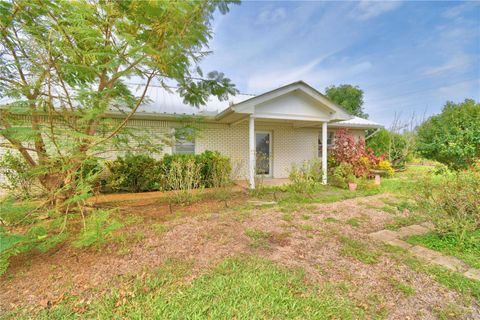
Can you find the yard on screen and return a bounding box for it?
[1,166,479,319]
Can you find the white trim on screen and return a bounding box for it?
[255,130,273,178]
[248,116,255,189]
[322,122,328,184]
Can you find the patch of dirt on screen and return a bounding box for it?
[1,193,479,319]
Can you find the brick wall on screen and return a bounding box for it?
[0,118,366,191]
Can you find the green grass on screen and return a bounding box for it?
[383,244,480,301]
[151,223,169,234]
[388,279,415,296]
[245,228,271,249]
[281,212,293,222]
[18,257,364,320]
[406,231,480,269]
[323,217,340,223]
[340,236,380,265]
[346,218,361,227]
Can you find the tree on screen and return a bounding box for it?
[325,84,368,118]
[0,0,238,204]
[416,99,480,170]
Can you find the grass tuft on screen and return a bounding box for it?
[340,236,380,265]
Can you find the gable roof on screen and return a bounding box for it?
[215,81,353,122]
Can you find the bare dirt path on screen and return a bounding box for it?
[1,193,478,319]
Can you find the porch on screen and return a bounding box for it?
[214,81,354,189]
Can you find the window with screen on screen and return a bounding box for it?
[174,128,195,154]
[318,131,334,157]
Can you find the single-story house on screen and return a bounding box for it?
[121,81,382,188]
[0,81,382,190]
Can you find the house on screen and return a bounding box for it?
[0,81,382,190]
[119,81,382,188]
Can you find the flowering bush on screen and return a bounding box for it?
[376,160,394,177]
[331,129,385,177]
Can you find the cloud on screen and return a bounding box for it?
[422,54,472,76]
[354,1,402,21]
[246,58,324,92]
[442,2,480,19]
[246,57,373,93]
[256,7,287,25]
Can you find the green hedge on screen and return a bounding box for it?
[106,151,231,193]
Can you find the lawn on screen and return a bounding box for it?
[1,165,479,319]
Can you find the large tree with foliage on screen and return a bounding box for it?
[0,0,238,203]
[325,84,368,118]
[416,99,480,170]
[0,0,238,273]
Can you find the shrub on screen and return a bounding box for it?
[160,151,231,190]
[163,156,202,192]
[331,129,384,178]
[289,159,323,195]
[330,163,355,188]
[416,99,480,170]
[417,169,480,244]
[197,150,232,188]
[367,128,410,167]
[376,160,394,177]
[106,154,161,193]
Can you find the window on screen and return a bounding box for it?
[173,128,195,154]
[318,131,334,157]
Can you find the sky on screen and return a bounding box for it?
[200,0,480,127]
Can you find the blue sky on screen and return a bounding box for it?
[201,0,480,126]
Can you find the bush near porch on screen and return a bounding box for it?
[105,151,232,193]
[327,129,395,188]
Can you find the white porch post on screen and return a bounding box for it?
[248,115,255,189]
[322,121,328,184]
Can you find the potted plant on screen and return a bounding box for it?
[347,174,358,191]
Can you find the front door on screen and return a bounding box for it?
[256,131,272,176]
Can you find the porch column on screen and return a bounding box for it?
[248,115,255,189]
[322,121,328,184]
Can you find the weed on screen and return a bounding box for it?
[245,228,271,249]
[281,212,293,222]
[340,236,380,264]
[346,218,361,227]
[389,279,415,296]
[152,223,169,234]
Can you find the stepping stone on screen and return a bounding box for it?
[464,268,480,281]
[431,255,468,272]
[397,224,430,238]
[420,222,435,230]
[369,230,399,242]
[247,200,277,206]
[385,238,412,250]
[410,245,443,262]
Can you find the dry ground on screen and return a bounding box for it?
[1,192,479,319]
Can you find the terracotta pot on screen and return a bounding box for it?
[348,182,357,191]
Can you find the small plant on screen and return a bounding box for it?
[73,210,123,248]
[389,279,415,296]
[288,159,323,196]
[376,160,395,177]
[330,163,355,188]
[245,228,271,249]
[340,236,380,264]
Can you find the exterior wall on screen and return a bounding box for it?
[0,118,368,191]
[196,122,319,179]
